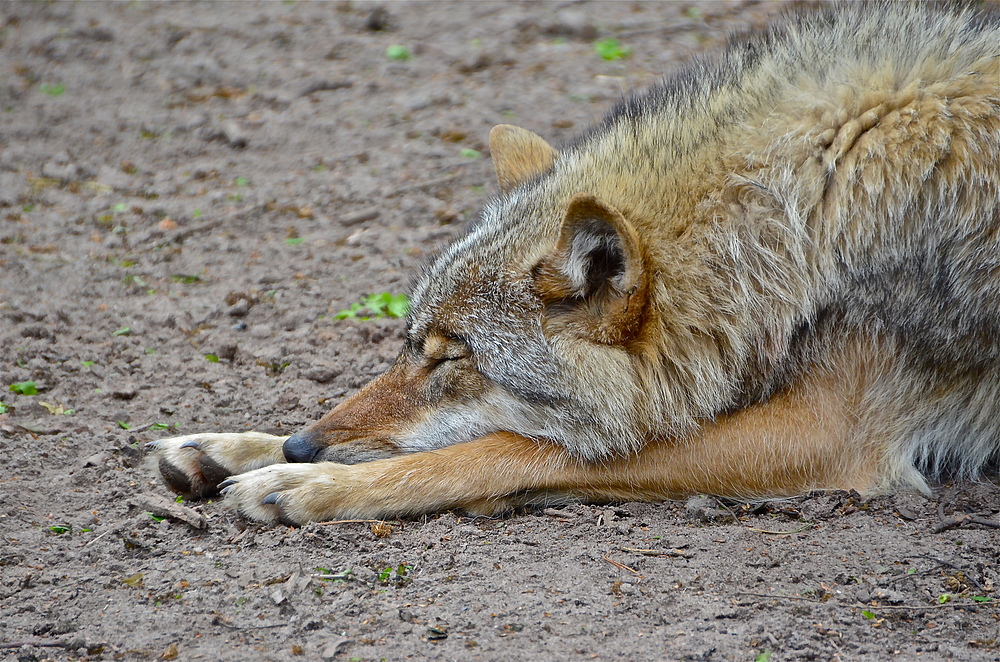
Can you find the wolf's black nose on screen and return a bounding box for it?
[283,430,322,463]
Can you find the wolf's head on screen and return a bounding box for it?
[283,125,664,465]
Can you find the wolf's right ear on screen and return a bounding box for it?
[489,125,558,193]
[534,193,649,345]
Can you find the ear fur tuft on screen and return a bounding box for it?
[534,193,649,344]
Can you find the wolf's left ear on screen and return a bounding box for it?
[534,193,649,344]
[489,125,558,193]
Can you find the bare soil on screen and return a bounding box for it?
[1,2,998,661]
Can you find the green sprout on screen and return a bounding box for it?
[170,274,201,284]
[335,292,409,320]
[386,44,410,61]
[9,381,37,396]
[594,37,630,61]
[39,83,66,97]
[378,564,412,584]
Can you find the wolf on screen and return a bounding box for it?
[148,2,1000,524]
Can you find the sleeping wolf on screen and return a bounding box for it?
[149,2,1000,524]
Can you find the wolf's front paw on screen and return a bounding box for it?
[147,432,288,498]
[220,463,364,524]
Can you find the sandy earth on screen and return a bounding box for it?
[1,1,998,661]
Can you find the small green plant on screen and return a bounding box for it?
[39,83,66,97]
[170,274,201,284]
[123,274,148,288]
[459,148,481,159]
[112,327,131,336]
[594,37,630,61]
[938,593,952,604]
[235,177,249,187]
[9,381,37,396]
[149,513,165,522]
[972,595,991,603]
[335,292,409,320]
[861,610,876,619]
[378,563,413,585]
[149,422,179,431]
[22,203,35,213]
[386,44,410,61]
[754,652,772,662]
[174,495,184,503]
[118,421,132,430]
[0,402,8,414]
[205,354,220,363]
[285,237,306,246]
[49,524,71,534]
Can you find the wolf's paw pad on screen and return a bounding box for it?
[220,463,356,525]
[146,435,237,498]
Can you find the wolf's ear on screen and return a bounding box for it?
[489,125,558,193]
[534,193,649,344]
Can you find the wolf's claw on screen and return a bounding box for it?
[180,440,201,449]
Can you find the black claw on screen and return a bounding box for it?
[218,479,237,490]
[262,492,281,505]
[180,440,201,449]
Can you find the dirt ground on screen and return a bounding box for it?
[1,1,999,660]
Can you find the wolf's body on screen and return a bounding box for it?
[149,3,1000,524]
